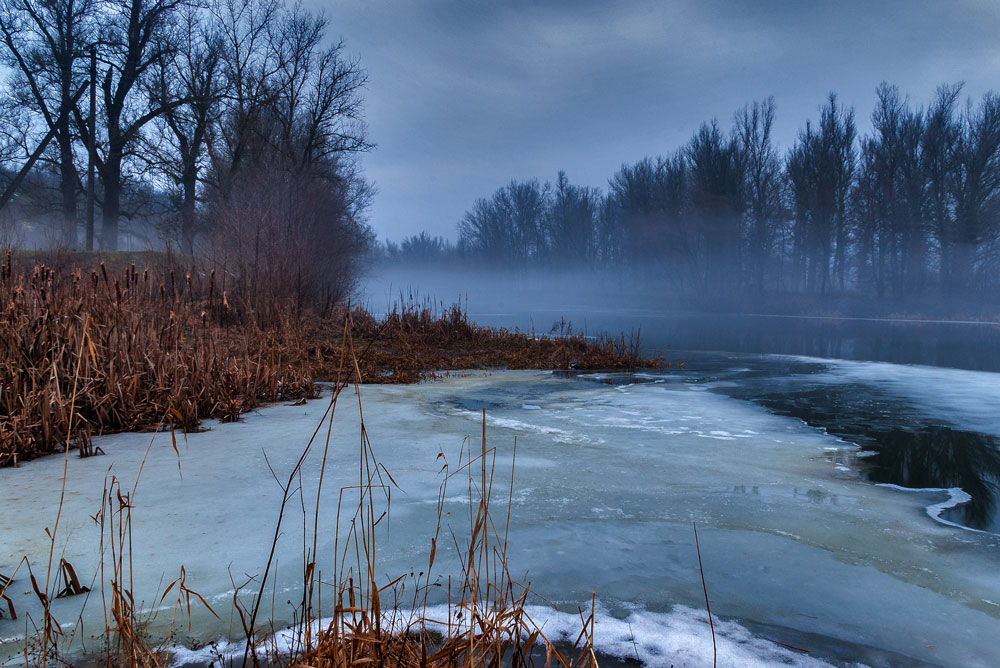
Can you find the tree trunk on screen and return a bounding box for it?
[58,130,77,248]
[101,153,122,251]
[181,165,198,254]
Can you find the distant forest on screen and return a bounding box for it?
[382,85,1000,302]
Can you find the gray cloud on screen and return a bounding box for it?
[323,0,1000,241]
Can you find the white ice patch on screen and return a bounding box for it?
[517,604,866,668]
[452,408,594,444]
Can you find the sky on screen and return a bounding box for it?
[324,0,1000,243]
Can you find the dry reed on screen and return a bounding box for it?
[1,250,658,466]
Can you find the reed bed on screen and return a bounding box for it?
[0,250,316,466]
[1,251,658,466]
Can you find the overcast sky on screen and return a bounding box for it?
[325,0,1000,242]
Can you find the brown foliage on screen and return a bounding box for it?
[1,250,658,466]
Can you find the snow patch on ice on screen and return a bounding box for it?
[452,409,594,444]
[167,603,864,668]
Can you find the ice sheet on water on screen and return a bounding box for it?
[792,356,1000,436]
[4,370,1000,668]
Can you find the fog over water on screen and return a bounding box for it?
[361,266,1000,371]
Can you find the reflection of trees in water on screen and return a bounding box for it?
[736,383,1000,532]
[864,427,1000,531]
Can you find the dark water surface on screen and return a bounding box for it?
[477,308,1000,371]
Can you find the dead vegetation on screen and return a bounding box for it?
[8,312,603,668]
[1,251,659,466]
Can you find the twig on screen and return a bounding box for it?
[694,521,717,668]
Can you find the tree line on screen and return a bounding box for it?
[0,0,373,306]
[386,84,1000,301]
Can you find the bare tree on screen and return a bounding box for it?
[209,0,281,194]
[607,154,689,283]
[458,179,549,265]
[687,119,745,292]
[787,94,856,293]
[951,92,1000,291]
[546,171,599,265]
[205,0,373,310]
[0,0,94,245]
[145,5,223,253]
[922,84,961,288]
[86,0,188,250]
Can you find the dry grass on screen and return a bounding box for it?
[0,250,315,466]
[349,302,655,382]
[1,251,659,466]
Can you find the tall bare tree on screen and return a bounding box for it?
[787,94,856,293]
[87,0,187,250]
[922,84,961,288]
[205,0,373,310]
[736,97,782,292]
[0,0,94,245]
[951,92,1000,290]
[145,5,223,253]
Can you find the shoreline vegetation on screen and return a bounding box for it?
[1,314,607,668]
[0,250,658,467]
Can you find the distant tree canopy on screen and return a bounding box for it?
[386,85,1000,301]
[0,0,373,306]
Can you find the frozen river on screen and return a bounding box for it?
[3,354,999,667]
